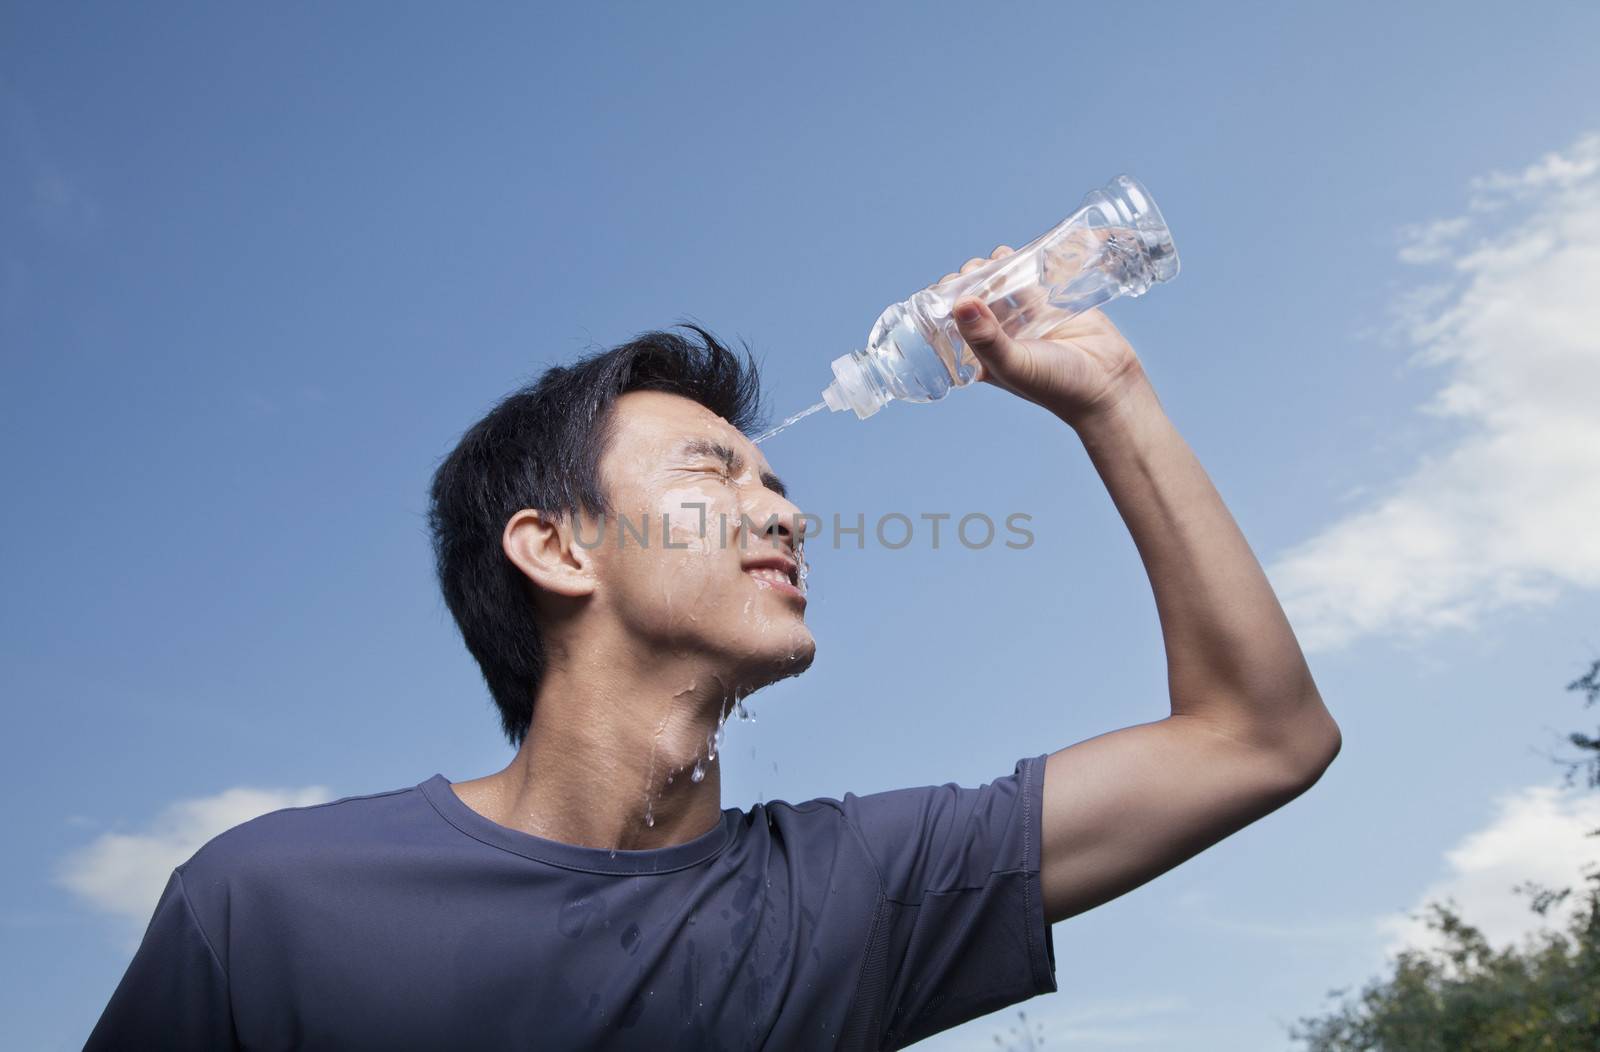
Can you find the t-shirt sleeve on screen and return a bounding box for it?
[838,752,1058,1049]
[84,867,237,1051]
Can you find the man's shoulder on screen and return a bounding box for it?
[180,781,424,887]
[738,793,871,856]
[743,794,848,825]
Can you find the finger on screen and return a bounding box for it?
[991,291,1063,337]
[940,246,1016,287]
[951,297,1020,377]
[987,283,1051,328]
[964,246,1031,324]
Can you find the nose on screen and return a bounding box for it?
[744,488,805,560]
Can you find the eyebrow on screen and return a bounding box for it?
[678,438,788,499]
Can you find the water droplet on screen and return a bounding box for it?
[558,898,594,938]
[690,760,705,783]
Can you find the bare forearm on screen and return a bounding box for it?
[1057,373,1337,761]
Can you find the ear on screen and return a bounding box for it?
[502,509,597,599]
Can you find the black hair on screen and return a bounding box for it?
[427,324,765,747]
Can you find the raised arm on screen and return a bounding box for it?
[946,248,1341,926]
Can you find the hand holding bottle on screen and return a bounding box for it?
[815,175,1178,423]
[945,246,1149,427]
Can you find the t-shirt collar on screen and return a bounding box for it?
[418,773,735,875]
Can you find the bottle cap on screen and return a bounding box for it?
[824,352,887,419]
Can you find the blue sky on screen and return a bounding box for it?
[5,3,1600,1048]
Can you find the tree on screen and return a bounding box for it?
[1290,878,1600,1050]
[1561,656,1599,792]
[1290,656,1600,1050]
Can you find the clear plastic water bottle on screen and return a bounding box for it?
[821,174,1179,420]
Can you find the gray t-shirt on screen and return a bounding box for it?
[86,754,1057,1050]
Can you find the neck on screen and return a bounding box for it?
[450,630,750,852]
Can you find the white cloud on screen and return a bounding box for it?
[1272,130,1600,653]
[1379,784,1600,959]
[1397,216,1473,264]
[1468,134,1600,206]
[57,785,330,932]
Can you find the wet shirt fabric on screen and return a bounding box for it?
[86,754,1057,1051]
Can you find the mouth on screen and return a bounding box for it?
[742,557,805,605]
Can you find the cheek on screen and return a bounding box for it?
[656,483,736,554]
[609,480,728,552]
[603,487,745,628]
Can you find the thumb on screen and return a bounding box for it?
[951,297,1019,382]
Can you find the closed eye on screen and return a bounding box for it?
[675,438,789,499]
[698,463,735,483]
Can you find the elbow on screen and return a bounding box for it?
[1183,691,1343,806]
[1307,696,1343,773]
[1271,699,1342,798]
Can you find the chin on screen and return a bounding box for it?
[740,631,817,691]
[774,639,817,677]
[771,629,819,671]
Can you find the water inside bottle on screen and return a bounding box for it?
[871,297,973,401]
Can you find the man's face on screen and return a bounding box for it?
[583,390,815,697]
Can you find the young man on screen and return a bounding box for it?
[88,247,1340,1050]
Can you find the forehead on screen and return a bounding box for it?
[604,389,770,472]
